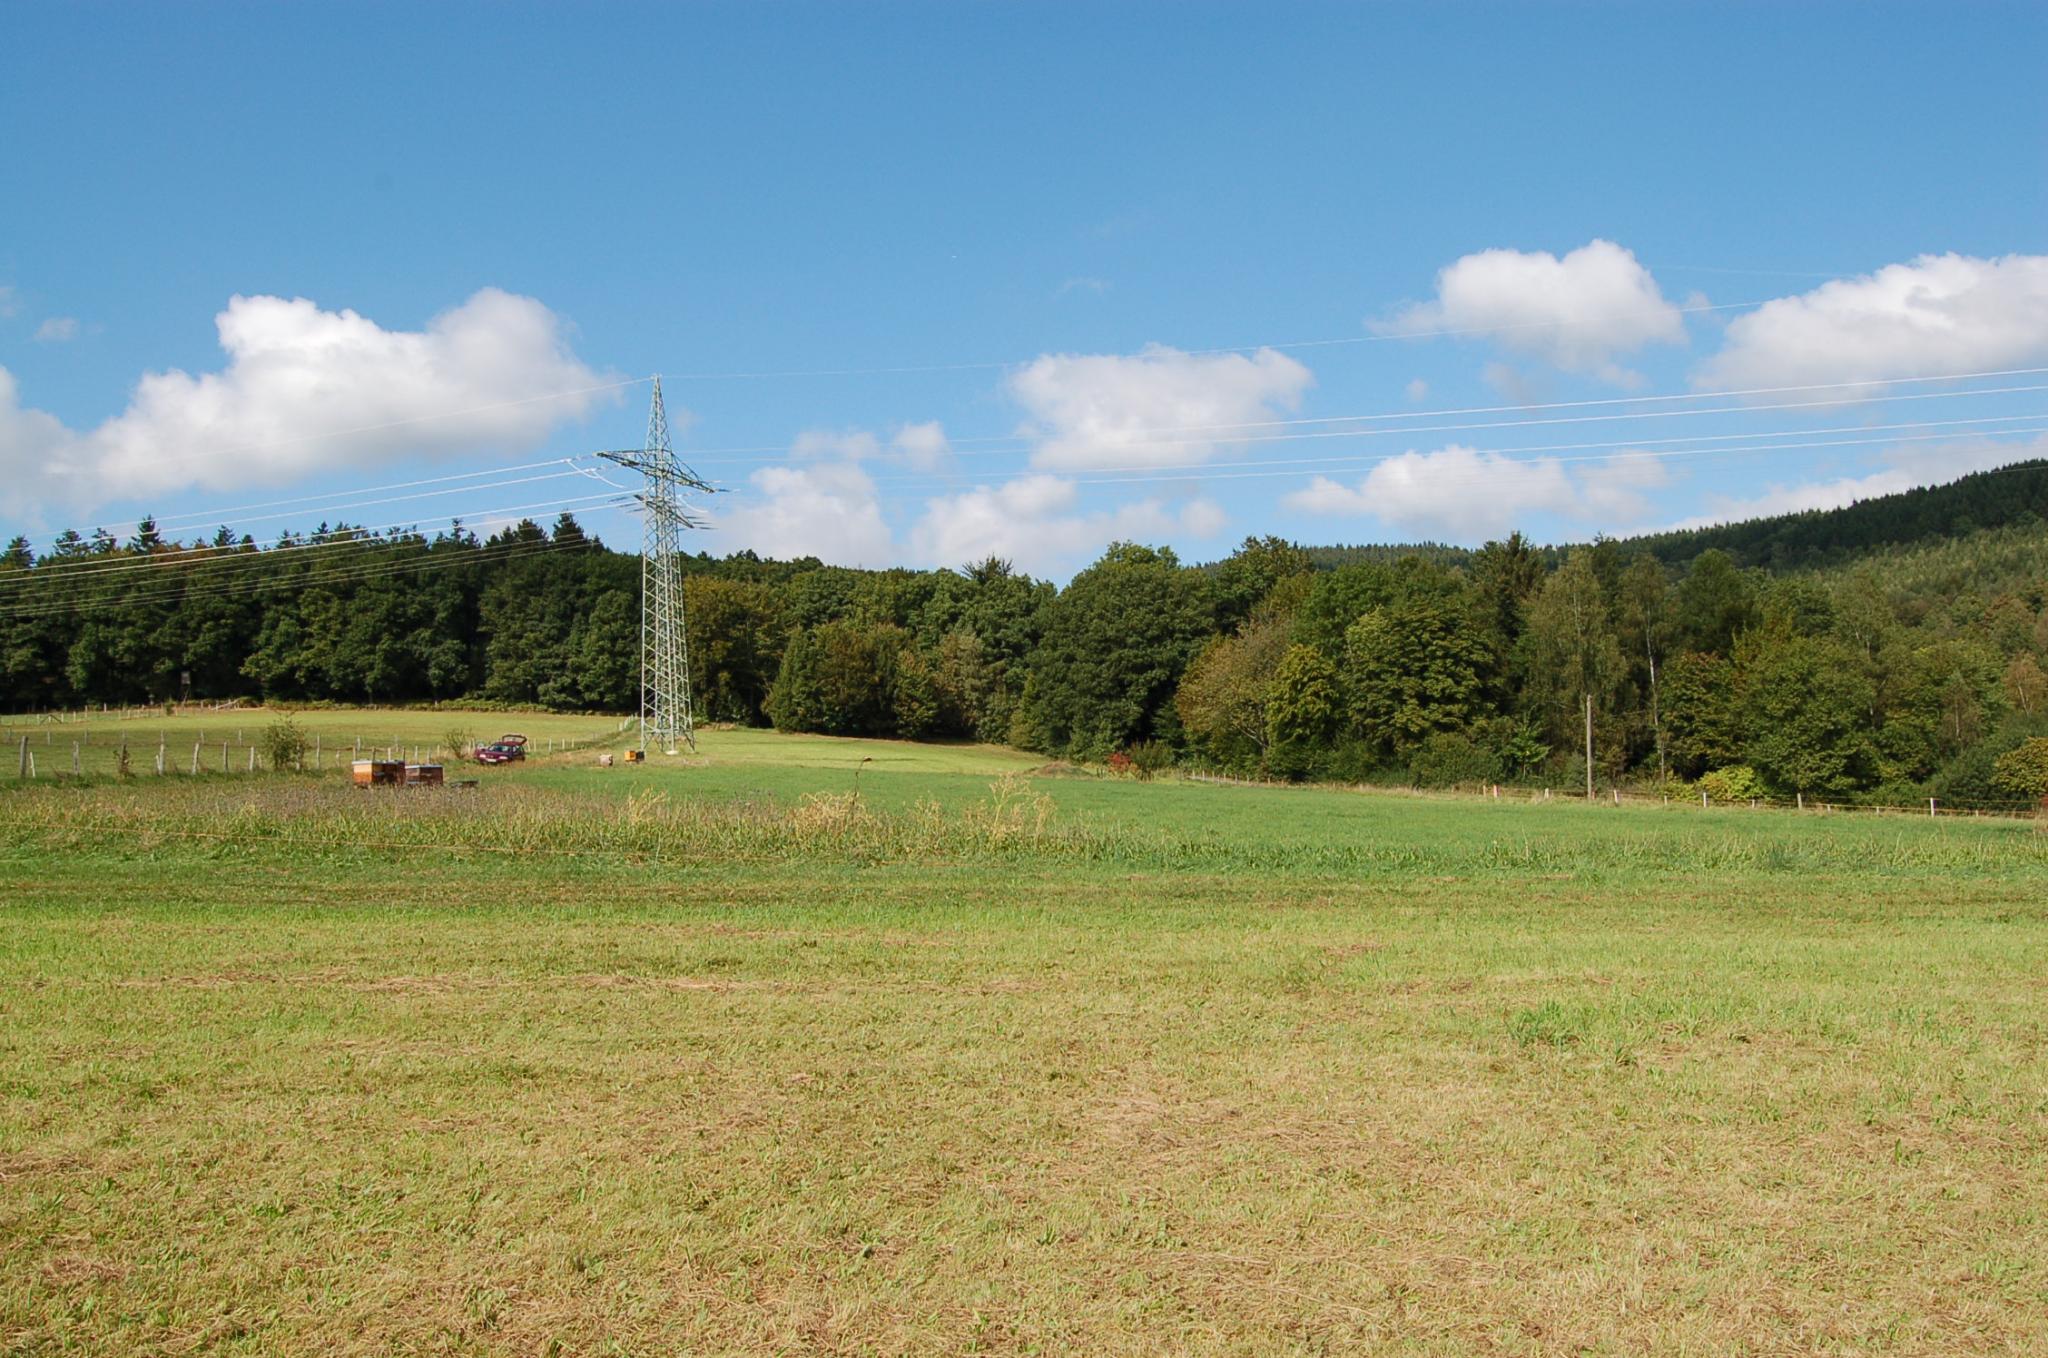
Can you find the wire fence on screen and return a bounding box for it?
[1179,770,2046,820]
[2,716,624,781]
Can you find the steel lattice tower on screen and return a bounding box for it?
[599,379,713,754]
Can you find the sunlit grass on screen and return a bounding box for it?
[3,711,2046,1354]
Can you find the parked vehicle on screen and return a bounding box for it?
[475,734,528,765]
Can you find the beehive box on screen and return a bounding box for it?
[351,759,404,787]
[405,763,444,787]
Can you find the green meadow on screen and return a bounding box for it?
[4,713,2046,1355]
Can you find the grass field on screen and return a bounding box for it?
[4,711,2047,1355]
[0,706,627,779]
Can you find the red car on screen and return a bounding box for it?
[475,734,528,765]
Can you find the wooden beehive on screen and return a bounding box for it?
[351,759,404,787]
[405,763,445,787]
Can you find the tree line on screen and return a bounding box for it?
[4,475,2047,805]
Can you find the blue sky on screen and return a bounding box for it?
[3,1,2045,578]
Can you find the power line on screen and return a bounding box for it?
[684,381,2048,471]
[37,377,651,480]
[2,482,628,586]
[668,365,2048,462]
[0,489,627,592]
[858,415,2048,488]
[145,457,594,531]
[653,298,1778,381]
[852,426,2048,495]
[0,535,597,622]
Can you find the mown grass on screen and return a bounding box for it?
[3,719,2047,1355]
[0,706,623,779]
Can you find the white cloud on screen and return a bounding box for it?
[1404,378,1429,403]
[910,473,1226,577]
[1284,444,1669,541]
[0,288,615,522]
[709,421,953,567]
[33,317,79,343]
[889,420,951,472]
[789,421,950,472]
[0,370,74,507]
[1667,433,2048,528]
[713,458,895,568]
[1697,253,2048,390]
[1377,239,1685,383]
[1008,343,1313,470]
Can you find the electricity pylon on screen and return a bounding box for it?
[597,379,714,754]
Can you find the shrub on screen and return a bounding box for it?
[1698,765,1767,804]
[1407,731,1502,789]
[259,716,308,772]
[1105,751,1136,779]
[1991,738,2048,801]
[1126,740,1173,781]
[443,727,477,762]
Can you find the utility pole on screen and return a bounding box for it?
[1584,692,1595,802]
[598,379,715,755]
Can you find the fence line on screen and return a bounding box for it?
[1179,770,2043,820]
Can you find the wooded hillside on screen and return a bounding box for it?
[5,466,2046,806]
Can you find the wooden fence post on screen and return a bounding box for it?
[16,735,25,779]
[1929,798,1937,818]
[191,742,201,775]
[71,741,80,775]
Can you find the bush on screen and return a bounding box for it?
[1698,765,1767,804]
[442,726,477,762]
[1323,739,1385,785]
[1992,738,2048,801]
[1657,775,1697,803]
[259,716,308,772]
[1126,740,1173,781]
[1407,731,1502,789]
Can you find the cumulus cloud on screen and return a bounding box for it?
[1008,343,1312,470]
[1284,444,1669,541]
[708,421,957,567]
[1697,253,2048,390]
[0,288,616,522]
[790,421,950,472]
[910,473,1226,577]
[1404,378,1429,403]
[889,421,951,472]
[712,458,896,568]
[1667,433,2048,529]
[33,317,79,343]
[1377,239,1685,383]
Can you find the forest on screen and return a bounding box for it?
[4,461,2047,808]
